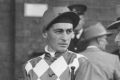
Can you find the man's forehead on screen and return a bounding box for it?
[52,23,73,29]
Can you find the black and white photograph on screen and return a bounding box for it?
[1,0,120,80]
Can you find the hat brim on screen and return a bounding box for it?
[82,31,113,41]
[107,20,120,30]
[51,12,80,29]
[106,31,114,36]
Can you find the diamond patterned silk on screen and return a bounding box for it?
[33,59,49,77]
[50,56,68,77]
[69,54,85,72]
[25,62,33,74]
[25,51,86,80]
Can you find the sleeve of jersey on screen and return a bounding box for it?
[69,54,87,72]
[23,61,32,80]
[23,55,44,80]
[75,54,94,80]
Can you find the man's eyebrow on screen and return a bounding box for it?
[54,28,63,30]
[53,28,73,30]
[53,29,64,32]
[66,28,73,30]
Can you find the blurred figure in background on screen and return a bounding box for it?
[68,4,87,53]
[80,22,120,80]
[107,5,120,59]
[107,18,120,59]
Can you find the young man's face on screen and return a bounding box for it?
[44,23,74,52]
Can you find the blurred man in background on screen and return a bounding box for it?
[107,18,120,59]
[107,5,120,59]
[80,22,120,80]
[68,4,87,53]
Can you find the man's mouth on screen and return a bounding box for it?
[59,43,68,47]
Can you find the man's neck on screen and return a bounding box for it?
[45,45,56,57]
[87,45,98,49]
[45,45,68,57]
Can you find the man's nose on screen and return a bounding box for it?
[61,33,69,41]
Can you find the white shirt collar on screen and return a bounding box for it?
[87,45,98,49]
[45,45,55,57]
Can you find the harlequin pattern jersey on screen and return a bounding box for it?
[24,51,86,80]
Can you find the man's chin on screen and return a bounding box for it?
[57,48,67,53]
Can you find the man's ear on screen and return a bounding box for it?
[42,32,48,38]
[97,37,103,45]
[71,33,75,39]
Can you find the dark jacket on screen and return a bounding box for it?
[112,49,120,60]
[68,36,88,53]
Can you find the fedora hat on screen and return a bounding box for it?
[83,22,112,40]
[107,17,120,30]
[107,5,120,30]
[41,7,80,32]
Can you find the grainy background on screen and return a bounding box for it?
[0,0,120,80]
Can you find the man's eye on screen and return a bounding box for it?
[55,30,63,33]
[66,29,73,34]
